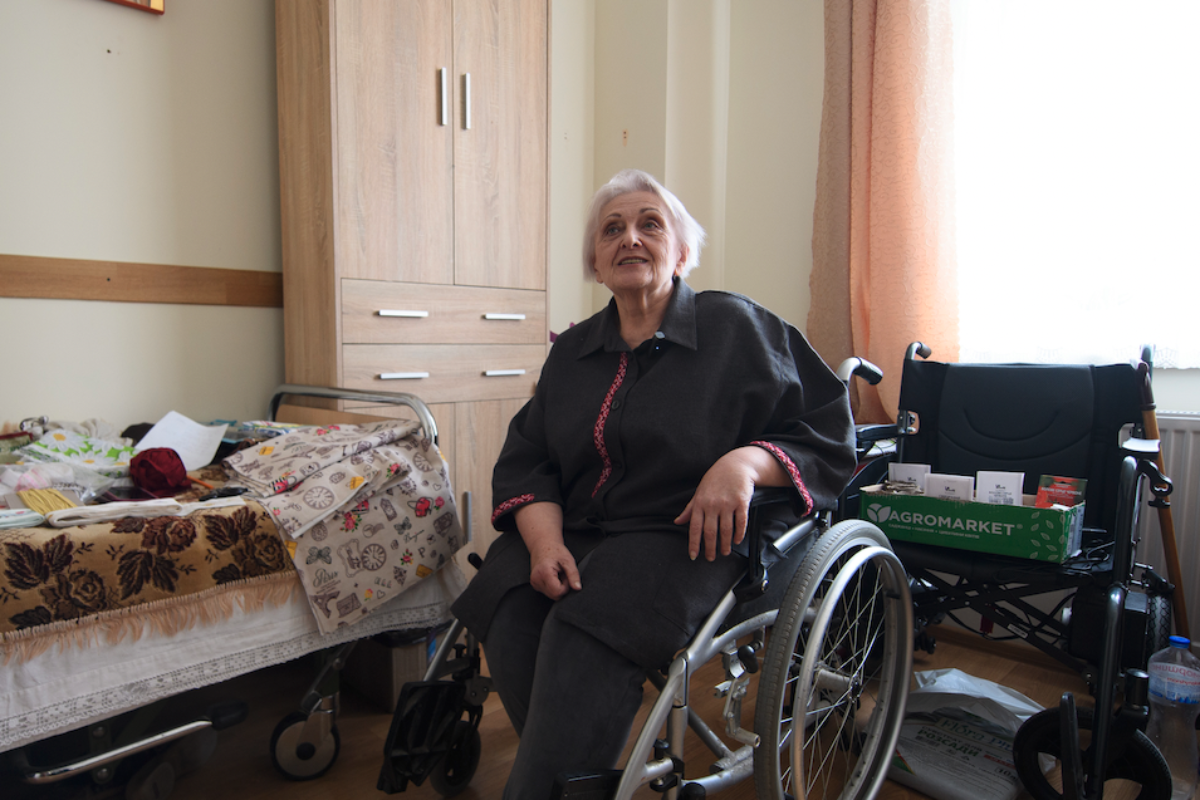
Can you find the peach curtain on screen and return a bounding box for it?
[808,0,958,423]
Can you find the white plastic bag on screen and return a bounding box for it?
[888,668,1043,800]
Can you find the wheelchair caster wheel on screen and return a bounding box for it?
[270,711,340,781]
[428,720,481,797]
[1013,706,1171,800]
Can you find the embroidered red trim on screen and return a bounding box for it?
[750,441,814,514]
[492,493,536,524]
[591,353,629,497]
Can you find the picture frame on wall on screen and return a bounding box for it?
[101,0,164,14]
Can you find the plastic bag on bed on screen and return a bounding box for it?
[0,461,126,505]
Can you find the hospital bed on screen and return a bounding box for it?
[1,386,465,794]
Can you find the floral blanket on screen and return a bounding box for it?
[1,484,293,663]
[0,421,464,660]
[222,421,463,634]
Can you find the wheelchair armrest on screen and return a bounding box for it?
[856,423,899,446]
[736,488,807,601]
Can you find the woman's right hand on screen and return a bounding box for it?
[515,501,582,601]
[529,543,582,601]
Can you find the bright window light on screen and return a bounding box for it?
[954,0,1200,367]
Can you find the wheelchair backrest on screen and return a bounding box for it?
[896,359,1143,534]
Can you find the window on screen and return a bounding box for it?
[953,1,1200,367]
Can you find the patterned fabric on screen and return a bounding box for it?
[750,440,814,512]
[491,494,537,526]
[591,352,629,497]
[17,430,136,479]
[223,422,463,634]
[1,500,290,643]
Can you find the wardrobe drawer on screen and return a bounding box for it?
[342,280,546,344]
[342,344,544,403]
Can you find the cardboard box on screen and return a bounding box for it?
[342,633,438,713]
[860,486,1084,563]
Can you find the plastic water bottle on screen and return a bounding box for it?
[1146,636,1200,800]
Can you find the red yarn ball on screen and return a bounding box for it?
[130,448,190,497]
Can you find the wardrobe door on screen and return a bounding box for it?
[335,0,455,285]
[452,0,547,291]
[453,397,528,571]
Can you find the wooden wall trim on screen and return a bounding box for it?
[0,253,283,308]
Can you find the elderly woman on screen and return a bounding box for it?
[451,169,855,799]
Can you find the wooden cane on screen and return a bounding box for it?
[1137,362,1190,637]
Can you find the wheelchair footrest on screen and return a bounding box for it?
[552,769,623,799]
[376,681,466,794]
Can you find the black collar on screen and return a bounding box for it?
[578,277,699,357]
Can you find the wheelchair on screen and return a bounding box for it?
[377,493,915,798]
[857,344,1176,800]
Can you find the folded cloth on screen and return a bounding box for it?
[0,508,46,530]
[43,496,250,528]
[223,420,421,497]
[224,421,463,633]
[17,430,136,479]
[46,499,185,527]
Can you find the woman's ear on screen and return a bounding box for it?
[674,245,689,276]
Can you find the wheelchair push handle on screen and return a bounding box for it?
[836,357,884,386]
[905,342,932,361]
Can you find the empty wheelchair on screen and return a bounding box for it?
[868,346,1175,800]
[378,491,914,800]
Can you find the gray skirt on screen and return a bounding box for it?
[450,527,748,671]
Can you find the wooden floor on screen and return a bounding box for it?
[13,626,1089,800]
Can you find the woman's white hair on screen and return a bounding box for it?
[582,169,707,281]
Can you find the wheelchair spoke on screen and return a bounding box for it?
[755,521,913,800]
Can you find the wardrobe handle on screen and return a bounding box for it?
[483,369,526,378]
[483,313,526,321]
[378,310,430,318]
[379,372,430,380]
[462,490,473,545]
[438,68,448,126]
[462,72,471,130]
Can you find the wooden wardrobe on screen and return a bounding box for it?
[275,0,549,565]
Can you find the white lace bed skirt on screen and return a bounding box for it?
[0,562,468,753]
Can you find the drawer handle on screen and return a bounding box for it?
[378,310,430,318]
[484,369,527,377]
[379,372,430,380]
[483,313,527,321]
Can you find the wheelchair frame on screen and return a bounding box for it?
[380,511,915,800]
[847,347,1176,800]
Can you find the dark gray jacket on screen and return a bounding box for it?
[451,279,855,669]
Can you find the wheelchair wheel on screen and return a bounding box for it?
[428,720,481,797]
[1146,592,1172,660]
[1013,706,1171,800]
[269,711,340,780]
[753,520,913,800]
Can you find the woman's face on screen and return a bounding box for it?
[592,191,687,300]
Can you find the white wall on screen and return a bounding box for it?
[547,0,596,336]
[726,0,825,329]
[577,0,827,329]
[0,0,282,428]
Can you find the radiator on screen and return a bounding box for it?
[1136,412,1200,643]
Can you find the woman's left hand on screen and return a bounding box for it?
[675,446,789,561]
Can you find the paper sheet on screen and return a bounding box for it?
[133,411,227,471]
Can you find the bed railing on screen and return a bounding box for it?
[267,384,439,444]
